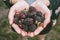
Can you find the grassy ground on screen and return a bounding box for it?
[0,0,60,40]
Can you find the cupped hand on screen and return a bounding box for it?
[8,1,29,37]
[8,10,28,36]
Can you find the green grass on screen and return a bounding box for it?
[0,0,4,7]
[45,16,60,40]
[0,0,9,9]
[53,16,60,32]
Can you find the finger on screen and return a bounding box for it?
[12,23,21,34]
[30,32,34,37]
[21,30,27,37]
[27,32,30,36]
[28,32,34,37]
[34,27,43,36]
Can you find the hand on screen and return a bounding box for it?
[8,1,29,37]
[27,0,51,37]
[8,10,28,36]
[8,11,28,37]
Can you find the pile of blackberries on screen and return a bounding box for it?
[14,6,45,32]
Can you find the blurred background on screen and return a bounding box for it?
[0,0,60,40]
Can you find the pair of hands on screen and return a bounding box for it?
[8,0,51,37]
[9,14,43,37]
[8,10,41,37]
[8,9,50,37]
[8,10,44,37]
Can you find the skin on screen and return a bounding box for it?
[8,0,51,37]
[9,0,50,6]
